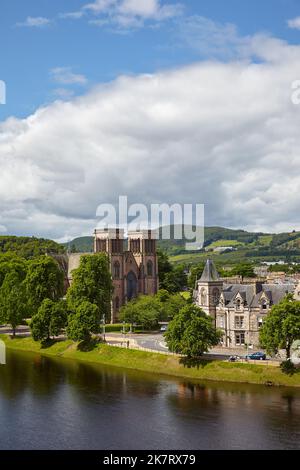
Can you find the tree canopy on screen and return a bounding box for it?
[25,256,64,316]
[31,299,67,342]
[66,253,113,320]
[0,270,27,336]
[67,301,100,342]
[165,304,222,358]
[259,295,300,359]
[119,290,188,330]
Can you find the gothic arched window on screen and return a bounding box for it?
[147,260,153,277]
[115,297,120,311]
[200,288,206,306]
[113,261,120,279]
[212,288,220,306]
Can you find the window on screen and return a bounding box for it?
[262,302,268,310]
[212,288,220,306]
[147,260,153,277]
[219,316,225,328]
[258,318,264,329]
[236,298,242,310]
[113,261,120,279]
[200,288,206,306]
[115,297,120,311]
[235,316,245,329]
[235,332,245,346]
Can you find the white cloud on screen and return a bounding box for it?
[52,88,75,100]
[16,16,51,28]
[287,17,300,30]
[1,31,300,239]
[59,11,85,20]
[50,67,88,86]
[67,0,184,31]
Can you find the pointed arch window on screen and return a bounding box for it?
[113,261,121,279]
[147,260,153,277]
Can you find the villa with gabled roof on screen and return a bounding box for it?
[195,259,295,348]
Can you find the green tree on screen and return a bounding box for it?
[157,249,173,285]
[259,295,300,359]
[67,301,100,342]
[30,299,67,342]
[119,295,161,330]
[66,254,113,321]
[188,263,205,290]
[230,263,256,278]
[157,290,188,321]
[165,304,222,358]
[0,271,27,336]
[0,256,28,288]
[160,264,187,293]
[25,256,64,316]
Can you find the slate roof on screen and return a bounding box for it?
[200,259,220,282]
[221,283,294,308]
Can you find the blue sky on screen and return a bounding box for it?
[1,0,300,120]
[1,0,300,240]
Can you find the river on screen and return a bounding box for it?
[0,350,299,450]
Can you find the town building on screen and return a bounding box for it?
[195,259,295,348]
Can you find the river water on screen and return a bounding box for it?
[0,350,299,450]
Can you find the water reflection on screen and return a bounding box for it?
[0,350,299,450]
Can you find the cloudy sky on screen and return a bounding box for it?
[1,0,300,241]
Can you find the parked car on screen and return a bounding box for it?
[228,355,240,362]
[160,325,168,332]
[245,352,267,361]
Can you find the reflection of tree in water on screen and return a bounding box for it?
[63,360,162,404]
[0,350,161,403]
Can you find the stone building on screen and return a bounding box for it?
[195,259,295,348]
[68,228,159,323]
[94,228,159,322]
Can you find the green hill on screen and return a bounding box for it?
[0,236,65,259]
[62,227,300,266]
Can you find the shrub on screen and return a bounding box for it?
[280,359,296,376]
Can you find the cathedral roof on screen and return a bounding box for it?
[200,259,220,282]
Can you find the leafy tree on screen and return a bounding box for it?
[188,263,205,289]
[66,254,113,321]
[30,299,67,342]
[0,271,27,336]
[0,235,65,259]
[67,301,100,342]
[165,304,222,358]
[157,290,188,321]
[260,295,300,359]
[157,249,173,284]
[25,256,64,316]
[230,263,256,278]
[0,256,28,288]
[160,264,187,293]
[119,295,161,330]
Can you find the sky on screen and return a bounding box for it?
[1,0,300,241]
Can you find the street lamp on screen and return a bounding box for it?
[102,315,106,342]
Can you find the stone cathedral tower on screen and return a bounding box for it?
[94,228,159,323]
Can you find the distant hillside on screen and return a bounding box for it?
[62,226,300,266]
[62,236,94,253]
[0,236,65,259]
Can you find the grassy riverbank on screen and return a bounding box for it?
[1,334,300,387]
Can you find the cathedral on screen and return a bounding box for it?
[94,228,159,322]
[68,228,159,323]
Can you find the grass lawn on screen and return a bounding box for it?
[1,334,300,388]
